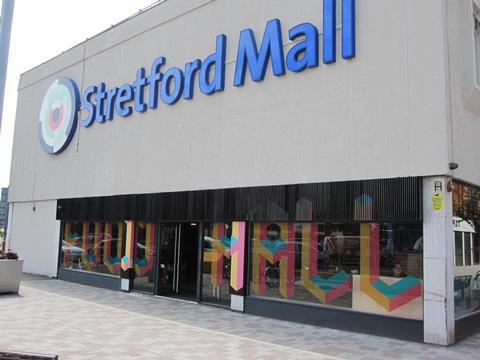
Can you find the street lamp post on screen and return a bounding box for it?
[0,0,14,135]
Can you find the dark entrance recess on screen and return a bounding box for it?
[156,223,199,301]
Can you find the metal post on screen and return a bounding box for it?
[195,222,204,303]
[0,0,15,134]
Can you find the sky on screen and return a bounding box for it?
[0,0,158,187]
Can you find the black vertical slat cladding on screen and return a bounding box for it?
[56,177,423,223]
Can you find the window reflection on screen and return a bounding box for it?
[201,222,232,306]
[132,222,156,294]
[249,222,423,320]
[452,181,480,317]
[60,221,123,275]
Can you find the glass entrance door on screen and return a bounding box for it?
[157,224,178,295]
[157,223,199,300]
[201,222,233,307]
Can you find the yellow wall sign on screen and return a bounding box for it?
[432,192,444,211]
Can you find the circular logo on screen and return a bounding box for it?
[38,77,80,154]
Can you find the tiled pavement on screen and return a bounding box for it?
[0,275,479,359]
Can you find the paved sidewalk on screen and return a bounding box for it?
[0,275,479,359]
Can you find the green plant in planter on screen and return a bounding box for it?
[0,247,18,260]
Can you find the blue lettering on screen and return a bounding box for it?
[184,59,201,100]
[74,13,356,128]
[105,87,118,121]
[286,23,319,73]
[323,0,336,64]
[161,67,184,105]
[115,84,134,117]
[147,57,166,109]
[94,83,107,123]
[323,0,356,63]
[233,18,286,87]
[200,34,226,95]
[134,68,148,113]
[81,85,97,127]
[342,0,356,59]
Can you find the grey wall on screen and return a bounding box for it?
[10,0,452,203]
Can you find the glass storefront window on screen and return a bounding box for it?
[465,233,472,266]
[201,222,232,306]
[60,221,123,275]
[249,222,423,320]
[455,231,464,267]
[452,181,480,318]
[132,222,156,293]
[474,234,480,265]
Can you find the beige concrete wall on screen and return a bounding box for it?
[10,0,451,202]
[7,200,60,277]
[447,0,480,186]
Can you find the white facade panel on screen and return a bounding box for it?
[7,200,59,277]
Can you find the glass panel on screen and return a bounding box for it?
[61,222,84,270]
[99,223,123,275]
[452,181,480,317]
[474,234,480,265]
[60,221,123,275]
[156,223,199,299]
[133,222,156,294]
[465,233,472,266]
[455,232,464,267]
[201,222,231,306]
[249,222,423,320]
[157,225,177,294]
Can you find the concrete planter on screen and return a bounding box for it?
[0,259,23,294]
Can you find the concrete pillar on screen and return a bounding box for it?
[423,176,455,345]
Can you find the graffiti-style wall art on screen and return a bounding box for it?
[359,223,422,310]
[103,223,123,275]
[134,222,156,277]
[203,222,246,292]
[61,221,125,276]
[121,220,135,272]
[251,223,295,299]
[301,223,352,304]
[250,220,423,320]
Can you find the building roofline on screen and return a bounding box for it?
[20,0,166,77]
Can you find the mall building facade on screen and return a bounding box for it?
[6,0,480,345]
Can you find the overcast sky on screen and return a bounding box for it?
[0,0,157,187]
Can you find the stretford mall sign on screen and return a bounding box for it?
[38,0,356,154]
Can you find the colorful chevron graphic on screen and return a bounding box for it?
[360,223,422,312]
[203,222,245,291]
[230,222,245,291]
[251,223,295,299]
[203,222,231,287]
[301,223,352,303]
[354,194,373,221]
[134,223,155,277]
[62,222,75,266]
[121,221,135,271]
[103,223,123,275]
[81,222,102,270]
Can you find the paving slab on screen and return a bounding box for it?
[0,275,478,359]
